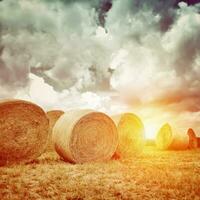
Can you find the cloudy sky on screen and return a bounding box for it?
[0,0,200,138]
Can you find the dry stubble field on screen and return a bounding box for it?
[0,147,200,200]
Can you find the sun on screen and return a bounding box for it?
[144,123,159,139]
[133,105,175,140]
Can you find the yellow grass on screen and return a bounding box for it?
[0,147,200,200]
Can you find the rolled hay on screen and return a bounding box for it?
[0,99,49,166]
[156,123,189,150]
[52,110,118,163]
[112,113,145,158]
[198,138,200,148]
[187,128,198,149]
[156,123,173,150]
[46,110,64,151]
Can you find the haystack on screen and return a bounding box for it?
[156,123,189,150]
[46,110,64,151]
[0,99,49,166]
[112,113,145,158]
[187,128,198,149]
[52,110,118,163]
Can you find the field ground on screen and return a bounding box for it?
[0,147,200,200]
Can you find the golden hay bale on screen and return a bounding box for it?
[198,138,200,148]
[0,99,49,166]
[46,110,64,151]
[187,128,198,149]
[112,113,145,158]
[156,123,173,150]
[52,110,118,163]
[156,123,189,150]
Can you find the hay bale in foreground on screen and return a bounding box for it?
[112,113,145,158]
[46,110,64,151]
[187,128,198,149]
[156,123,189,150]
[52,110,118,163]
[0,99,49,166]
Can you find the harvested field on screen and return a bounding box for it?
[1,147,200,200]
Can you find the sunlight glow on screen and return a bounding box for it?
[132,105,175,140]
[144,123,159,139]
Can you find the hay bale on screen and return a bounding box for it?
[112,113,145,158]
[0,99,49,166]
[156,123,173,150]
[52,110,118,163]
[46,110,64,151]
[198,138,200,148]
[187,128,198,149]
[156,123,189,150]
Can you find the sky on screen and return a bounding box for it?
[0,0,200,138]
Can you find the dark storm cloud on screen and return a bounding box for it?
[98,0,112,26]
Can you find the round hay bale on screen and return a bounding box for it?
[156,123,173,150]
[187,128,198,149]
[52,110,118,163]
[46,110,64,151]
[198,138,200,148]
[0,99,49,166]
[156,123,189,150]
[112,113,145,158]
